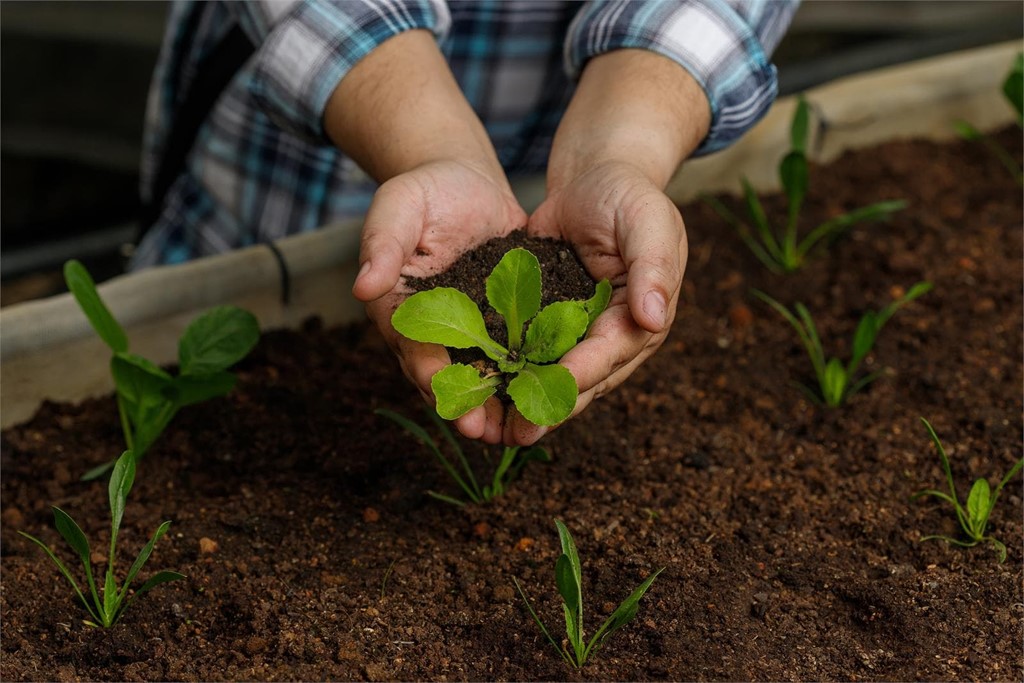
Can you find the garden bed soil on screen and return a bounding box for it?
[2,127,1022,681]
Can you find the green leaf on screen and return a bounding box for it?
[111,353,174,406]
[966,479,991,537]
[1003,52,1023,125]
[848,312,879,375]
[18,531,100,624]
[486,248,542,351]
[63,260,128,353]
[392,288,506,361]
[585,567,665,661]
[555,554,581,632]
[584,280,612,328]
[430,363,501,420]
[513,577,577,669]
[178,306,260,375]
[822,357,847,407]
[108,451,136,550]
[132,570,185,597]
[53,507,91,565]
[173,372,237,407]
[790,95,810,154]
[507,363,577,426]
[119,521,174,603]
[779,150,808,216]
[522,301,589,363]
[953,120,982,141]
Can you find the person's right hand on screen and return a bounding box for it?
[352,158,527,444]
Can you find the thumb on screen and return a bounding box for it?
[352,181,424,302]
[621,198,687,333]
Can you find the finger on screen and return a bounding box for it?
[454,406,486,441]
[619,197,687,334]
[352,180,424,302]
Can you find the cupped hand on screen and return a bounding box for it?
[352,159,527,443]
[512,160,688,445]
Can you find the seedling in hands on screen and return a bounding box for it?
[64,260,260,478]
[391,247,611,426]
[513,519,664,669]
[19,450,184,627]
[376,408,550,506]
[913,418,1023,563]
[703,95,907,273]
[753,282,932,407]
[954,52,1024,184]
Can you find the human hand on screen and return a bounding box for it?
[352,159,527,443]
[512,160,688,445]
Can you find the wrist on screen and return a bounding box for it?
[323,30,506,185]
[547,49,710,192]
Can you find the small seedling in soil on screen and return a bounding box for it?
[703,95,907,273]
[513,519,664,669]
[18,450,184,627]
[391,247,610,426]
[912,418,1023,563]
[64,260,260,478]
[376,408,550,506]
[753,282,932,407]
[954,52,1023,184]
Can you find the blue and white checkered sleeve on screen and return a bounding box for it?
[564,0,799,156]
[232,0,452,142]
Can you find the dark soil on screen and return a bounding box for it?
[2,128,1022,681]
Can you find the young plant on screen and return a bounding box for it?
[376,407,550,506]
[753,282,932,407]
[65,260,260,477]
[703,95,907,273]
[391,247,611,426]
[954,52,1024,184]
[912,418,1023,563]
[18,450,184,627]
[513,519,664,669]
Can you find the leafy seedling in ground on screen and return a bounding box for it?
[19,450,183,627]
[703,95,907,273]
[753,282,932,407]
[954,52,1023,184]
[513,519,664,669]
[64,260,260,478]
[391,247,610,426]
[912,418,1023,563]
[376,407,550,506]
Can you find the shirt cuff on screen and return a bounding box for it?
[565,0,782,157]
[250,0,451,142]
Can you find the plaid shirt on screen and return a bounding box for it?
[133,0,797,268]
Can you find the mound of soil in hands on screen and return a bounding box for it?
[1,127,1021,681]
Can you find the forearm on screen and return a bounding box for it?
[547,49,711,193]
[323,29,505,185]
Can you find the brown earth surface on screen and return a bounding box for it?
[2,127,1022,681]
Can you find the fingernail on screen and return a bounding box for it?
[643,290,668,328]
[357,260,371,280]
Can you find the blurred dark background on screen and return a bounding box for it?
[2,1,1021,306]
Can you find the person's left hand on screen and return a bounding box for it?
[511,159,688,445]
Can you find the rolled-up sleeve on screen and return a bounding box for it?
[231,0,452,142]
[565,0,799,156]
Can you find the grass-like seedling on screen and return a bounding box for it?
[753,282,932,407]
[376,408,550,506]
[65,260,260,478]
[391,247,610,426]
[954,52,1023,184]
[513,520,664,669]
[703,95,907,273]
[912,418,1023,563]
[18,450,183,627]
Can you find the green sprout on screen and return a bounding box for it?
[376,408,550,506]
[703,95,907,273]
[18,450,184,627]
[391,247,610,426]
[753,282,932,407]
[954,52,1024,184]
[913,418,1023,563]
[64,260,260,478]
[513,519,664,670]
